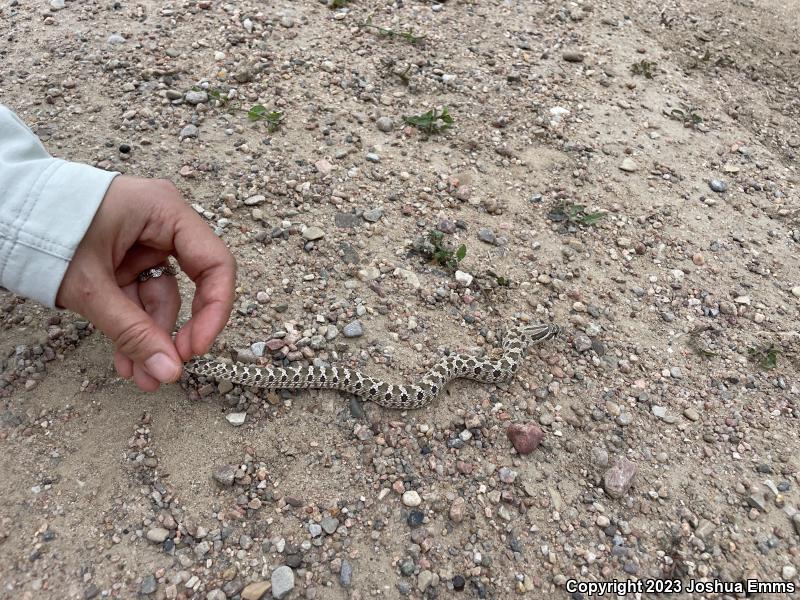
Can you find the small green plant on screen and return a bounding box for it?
[749,344,779,370]
[206,89,284,132]
[329,0,350,7]
[403,107,454,134]
[630,60,656,79]
[549,203,606,227]
[247,105,284,131]
[415,230,466,271]
[668,103,703,129]
[360,16,425,44]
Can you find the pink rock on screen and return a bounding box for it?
[604,458,637,498]
[265,338,285,351]
[506,422,545,455]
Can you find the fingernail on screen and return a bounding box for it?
[144,353,181,383]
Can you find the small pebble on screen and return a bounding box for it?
[402,490,422,507]
[709,179,728,193]
[226,412,246,426]
[271,566,295,600]
[343,321,363,338]
[376,117,394,132]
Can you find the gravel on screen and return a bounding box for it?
[2,0,799,597]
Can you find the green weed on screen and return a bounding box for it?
[414,230,466,271]
[549,203,606,227]
[360,16,425,45]
[206,89,284,132]
[668,103,703,129]
[403,107,454,135]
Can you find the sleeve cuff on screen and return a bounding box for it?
[3,159,118,307]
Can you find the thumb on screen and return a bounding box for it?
[86,281,183,383]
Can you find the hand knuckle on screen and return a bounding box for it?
[115,320,152,356]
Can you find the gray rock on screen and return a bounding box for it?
[616,412,633,426]
[302,226,325,241]
[335,212,360,228]
[417,570,438,591]
[343,321,363,338]
[271,565,295,600]
[50,0,65,9]
[140,575,157,595]
[709,179,728,193]
[250,341,266,357]
[340,559,353,587]
[376,117,394,132]
[244,194,266,206]
[619,158,638,172]
[206,590,227,600]
[363,207,383,222]
[107,33,126,45]
[179,124,198,139]
[591,447,609,467]
[573,333,593,352]
[185,90,208,105]
[562,51,585,62]
[321,516,339,534]
[308,522,323,537]
[477,228,496,244]
[366,152,381,163]
[683,407,700,421]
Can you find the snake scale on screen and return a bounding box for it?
[184,322,561,410]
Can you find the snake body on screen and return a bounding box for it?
[184,323,561,410]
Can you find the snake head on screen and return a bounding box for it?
[518,323,562,346]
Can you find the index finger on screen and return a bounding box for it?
[170,206,237,359]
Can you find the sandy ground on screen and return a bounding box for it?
[1,0,800,598]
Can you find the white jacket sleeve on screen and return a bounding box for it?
[0,104,119,308]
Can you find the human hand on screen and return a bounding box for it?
[56,175,236,391]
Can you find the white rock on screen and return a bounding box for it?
[226,413,246,426]
[549,106,570,121]
[402,490,422,507]
[455,270,473,286]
